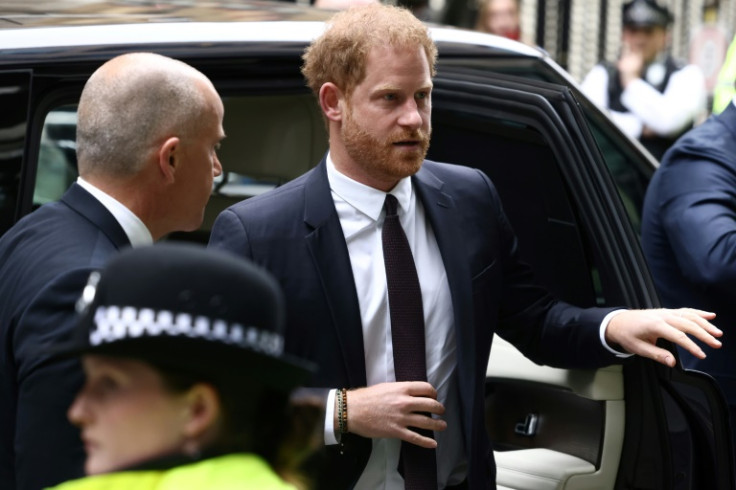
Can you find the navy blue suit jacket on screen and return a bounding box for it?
[642,102,736,406]
[209,158,619,489]
[0,184,130,490]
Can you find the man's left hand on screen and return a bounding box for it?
[606,308,722,367]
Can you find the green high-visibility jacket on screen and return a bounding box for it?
[47,454,297,490]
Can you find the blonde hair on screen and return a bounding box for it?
[301,4,437,97]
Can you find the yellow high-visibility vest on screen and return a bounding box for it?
[713,35,736,114]
[47,453,297,490]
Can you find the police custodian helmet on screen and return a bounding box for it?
[622,0,672,28]
[51,242,314,392]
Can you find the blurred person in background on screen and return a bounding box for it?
[47,243,318,490]
[475,0,521,41]
[581,0,706,160]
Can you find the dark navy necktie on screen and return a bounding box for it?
[382,194,438,490]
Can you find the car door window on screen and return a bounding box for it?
[36,105,78,207]
[581,101,656,234]
[436,56,654,236]
[33,92,327,244]
[429,106,601,306]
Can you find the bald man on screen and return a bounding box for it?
[0,53,225,490]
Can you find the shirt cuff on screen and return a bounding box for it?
[599,309,634,358]
[324,388,338,445]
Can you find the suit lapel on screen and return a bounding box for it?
[303,160,367,387]
[300,159,479,393]
[61,183,131,249]
[413,164,476,427]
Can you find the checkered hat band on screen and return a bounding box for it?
[89,305,284,357]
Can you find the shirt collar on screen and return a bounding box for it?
[76,177,153,247]
[326,153,413,221]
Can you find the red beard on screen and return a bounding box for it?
[341,109,431,183]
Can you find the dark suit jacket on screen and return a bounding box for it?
[209,158,619,489]
[0,183,130,490]
[642,102,736,406]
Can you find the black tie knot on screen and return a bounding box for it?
[384,194,399,217]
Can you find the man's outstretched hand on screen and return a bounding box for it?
[606,308,722,367]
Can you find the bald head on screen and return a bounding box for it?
[76,53,216,178]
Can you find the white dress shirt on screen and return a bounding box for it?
[323,155,466,489]
[76,177,153,247]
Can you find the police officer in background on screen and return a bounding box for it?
[581,0,706,160]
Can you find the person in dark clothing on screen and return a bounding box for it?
[642,98,736,466]
[0,53,224,490]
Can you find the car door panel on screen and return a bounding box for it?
[487,337,624,490]
[427,69,734,489]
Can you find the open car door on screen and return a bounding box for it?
[427,66,735,489]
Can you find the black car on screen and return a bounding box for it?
[0,1,732,488]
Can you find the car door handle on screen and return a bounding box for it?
[514,413,538,437]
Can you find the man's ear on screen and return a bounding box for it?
[319,82,344,122]
[157,136,180,183]
[181,383,221,443]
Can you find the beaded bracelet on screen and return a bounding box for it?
[340,388,348,434]
[336,388,345,435]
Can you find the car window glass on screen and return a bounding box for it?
[36,106,79,208]
[36,94,327,241]
[36,103,288,209]
[429,106,603,307]
[584,115,653,234]
[437,55,654,236]
[214,93,327,198]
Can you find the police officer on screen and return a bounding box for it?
[581,0,707,160]
[47,244,317,490]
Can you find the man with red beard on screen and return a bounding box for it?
[209,4,722,489]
